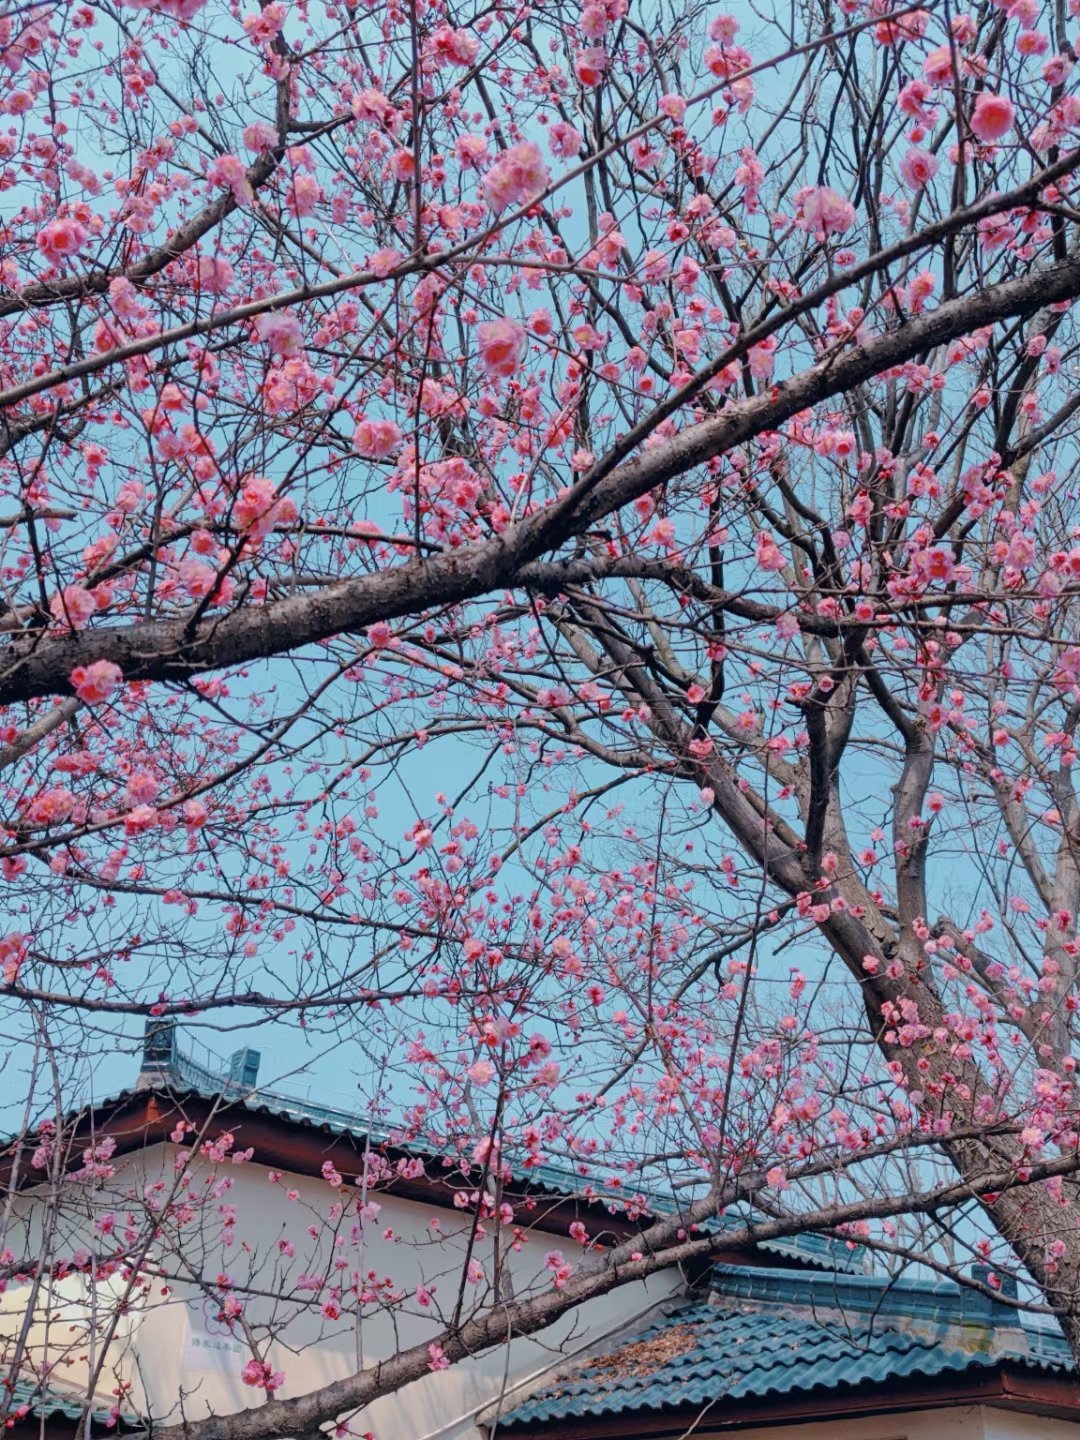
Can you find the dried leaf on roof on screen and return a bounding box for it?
[581,1324,697,1383]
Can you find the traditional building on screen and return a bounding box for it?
[493,1262,1080,1440]
[2,1025,1079,1440]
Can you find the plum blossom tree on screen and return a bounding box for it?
[6,0,1080,1428]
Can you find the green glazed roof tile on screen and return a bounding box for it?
[5,1376,141,1428]
[497,1265,1074,1430]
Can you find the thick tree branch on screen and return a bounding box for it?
[5,254,1080,708]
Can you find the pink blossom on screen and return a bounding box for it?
[898,79,935,121]
[124,805,158,835]
[427,1343,450,1371]
[755,533,786,572]
[548,121,583,159]
[580,3,609,38]
[708,12,739,40]
[233,475,296,541]
[183,799,208,828]
[195,255,234,293]
[368,247,403,277]
[1016,29,1048,55]
[25,788,76,827]
[233,474,279,534]
[242,121,278,153]
[1056,646,1080,689]
[575,47,607,86]
[353,418,403,458]
[1006,532,1036,569]
[970,93,1015,142]
[658,93,686,121]
[672,328,699,364]
[37,218,87,265]
[1044,53,1073,84]
[544,1249,573,1287]
[849,493,873,526]
[794,185,856,237]
[177,555,216,599]
[734,149,764,213]
[109,276,144,321]
[206,154,253,206]
[704,42,752,79]
[748,337,776,379]
[482,142,550,213]
[243,2,286,40]
[455,134,489,168]
[430,25,478,66]
[118,0,210,20]
[908,271,936,305]
[922,45,954,84]
[50,585,96,629]
[286,173,322,217]
[899,147,938,189]
[254,310,303,355]
[126,771,159,804]
[1,19,47,73]
[0,934,26,984]
[630,255,665,293]
[875,7,930,41]
[978,210,1015,250]
[572,323,604,350]
[70,660,123,705]
[352,89,392,123]
[240,1360,285,1391]
[913,547,955,584]
[477,318,526,379]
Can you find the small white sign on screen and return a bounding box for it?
[181,1300,247,1373]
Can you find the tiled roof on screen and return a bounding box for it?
[5,1376,141,1428]
[496,1263,1075,1431]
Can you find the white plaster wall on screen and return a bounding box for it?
[0,1140,682,1440]
[982,1407,1080,1440]
[697,1407,1080,1440]
[694,1407,982,1440]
